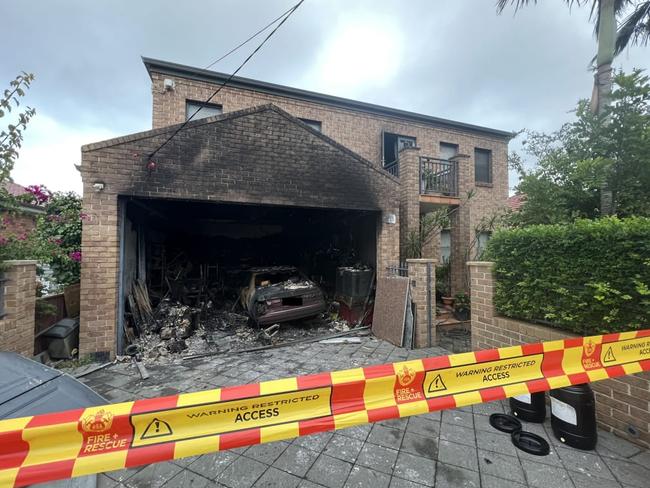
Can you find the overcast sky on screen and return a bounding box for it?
[3,0,648,194]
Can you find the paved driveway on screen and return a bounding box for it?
[78,336,650,488]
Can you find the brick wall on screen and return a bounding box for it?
[0,260,37,357]
[80,104,400,359]
[0,210,40,238]
[468,261,650,449]
[407,259,436,347]
[150,70,510,292]
[150,72,510,171]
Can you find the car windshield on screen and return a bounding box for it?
[254,270,300,287]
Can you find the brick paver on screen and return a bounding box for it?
[78,336,650,488]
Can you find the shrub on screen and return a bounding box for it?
[34,191,83,287]
[485,217,650,335]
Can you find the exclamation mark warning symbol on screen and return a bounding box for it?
[603,347,617,364]
[141,418,173,439]
[427,374,447,393]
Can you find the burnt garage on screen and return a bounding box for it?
[79,104,400,359]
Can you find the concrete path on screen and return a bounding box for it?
[78,336,650,488]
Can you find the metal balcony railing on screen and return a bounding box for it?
[384,160,399,177]
[419,157,458,197]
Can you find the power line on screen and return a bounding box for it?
[148,0,305,162]
[203,4,298,71]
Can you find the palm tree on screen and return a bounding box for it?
[497,0,649,214]
[496,1,650,116]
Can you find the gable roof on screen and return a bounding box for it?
[82,104,400,212]
[82,103,397,183]
[143,57,514,141]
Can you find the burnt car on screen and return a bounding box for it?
[240,266,326,325]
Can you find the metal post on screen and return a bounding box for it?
[426,262,432,347]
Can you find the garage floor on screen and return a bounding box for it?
[78,337,650,488]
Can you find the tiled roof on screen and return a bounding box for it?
[507,193,526,211]
[2,181,28,196]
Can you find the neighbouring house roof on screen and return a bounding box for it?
[1,182,45,214]
[507,193,526,211]
[3,182,28,197]
[142,57,514,141]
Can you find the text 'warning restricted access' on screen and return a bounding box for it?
[423,354,545,398]
[130,387,332,447]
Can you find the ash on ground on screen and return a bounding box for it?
[135,299,351,363]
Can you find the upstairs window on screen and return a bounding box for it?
[185,100,223,121]
[382,132,416,167]
[439,142,458,161]
[298,118,322,132]
[474,148,492,184]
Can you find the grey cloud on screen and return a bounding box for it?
[2,1,648,153]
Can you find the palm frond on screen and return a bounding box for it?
[615,1,650,54]
[497,0,592,15]
[496,0,538,14]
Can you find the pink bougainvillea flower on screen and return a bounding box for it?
[69,250,82,262]
[0,236,8,246]
[25,185,51,204]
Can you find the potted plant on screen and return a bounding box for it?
[453,292,470,321]
[441,295,455,307]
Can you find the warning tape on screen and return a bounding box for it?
[1,329,649,487]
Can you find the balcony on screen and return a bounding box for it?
[419,157,458,197]
[384,160,399,177]
[382,154,460,206]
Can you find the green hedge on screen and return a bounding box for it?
[485,217,650,335]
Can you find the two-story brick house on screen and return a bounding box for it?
[78,58,511,359]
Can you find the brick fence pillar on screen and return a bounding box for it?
[0,260,37,357]
[406,259,436,348]
[467,261,495,350]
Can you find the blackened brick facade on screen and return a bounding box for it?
[80,105,400,357]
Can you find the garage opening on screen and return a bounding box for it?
[118,197,378,357]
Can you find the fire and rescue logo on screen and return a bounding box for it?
[397,366,416,386]
[581,339,602,370]
[81,409,114,433]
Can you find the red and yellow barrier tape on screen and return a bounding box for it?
[2,329,650,487]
